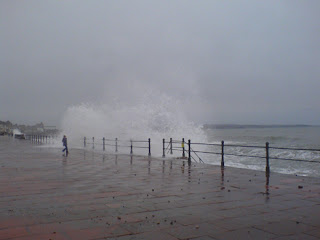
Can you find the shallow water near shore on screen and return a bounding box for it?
[202,126,320,177]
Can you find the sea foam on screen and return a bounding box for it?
[60,92,207,156]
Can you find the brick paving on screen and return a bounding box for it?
[0,136,320,240]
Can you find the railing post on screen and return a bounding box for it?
[221,141,225,167]
[170,138,173,154]
[266,142,270,173]
[188,139,191,165]
[92,137,95,149]
[103,137,105,151]
[162,139,165,158]
[148,138,151,156]
[84,137,86,147]
[115,138,118,152]
[182,138,185,158]
[130,140,133,154]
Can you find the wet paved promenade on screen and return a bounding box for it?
[0,136,320,240]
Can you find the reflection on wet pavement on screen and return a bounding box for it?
[0,136,320,240]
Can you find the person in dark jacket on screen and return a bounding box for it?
[62,135,69,155]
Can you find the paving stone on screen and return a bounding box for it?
[0,226,29,240]
[211,227,277,240]
[0,136,320,240]
[164,224,209,239]
[104,230,178,240]
[189,236,218,240]
[272,233,320,240]
[253,220,316,236]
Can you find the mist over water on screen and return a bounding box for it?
[60,91,207,156]
[58,88,320,177]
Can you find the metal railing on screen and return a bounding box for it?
[83,137,320,173]
[26,135,57,144]
[28,135,320,174]
[84,137,151,156]
[180,140,320,173]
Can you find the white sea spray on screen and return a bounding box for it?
[60,92,207,156]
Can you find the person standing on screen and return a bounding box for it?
[62,135,69,155]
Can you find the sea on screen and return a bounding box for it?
[2,125,320,178]
[62,124,320,178]
[56,97,320,178]
[200,125,320,177]
[8,94,319,178]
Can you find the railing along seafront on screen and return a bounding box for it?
[26,135,320,174]
[84,137,151,156]
[26,134,57,144]
[83,137,320,174]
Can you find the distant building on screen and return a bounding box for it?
[0,120,59,136]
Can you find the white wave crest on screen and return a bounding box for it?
[60,92,207,156]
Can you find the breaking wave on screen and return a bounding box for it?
[60,92,207,156]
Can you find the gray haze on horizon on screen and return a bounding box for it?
[1,0,320,127]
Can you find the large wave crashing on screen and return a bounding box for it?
[60,92,207,156]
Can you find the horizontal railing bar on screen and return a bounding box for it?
[115,140,130,143]
[103,144,148,149]
[192,150,221,155]
[117,144,131,148]
[224,153,265,159]
[270,157,320,163]
[270,146,320,152]
[224,144,265,149]
[103,139,146,143]
[133,146,149,149]
[171,147,183,150]
[172,148,184,152]
[171,146,183,149]
[190,142,265,149]
[171,144,184,147]
[191,142,222,146]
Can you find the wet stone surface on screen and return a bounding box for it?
[0,136,320,239]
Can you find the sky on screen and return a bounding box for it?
[1,0,320,126]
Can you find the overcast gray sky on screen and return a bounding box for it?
[1,0,320,126]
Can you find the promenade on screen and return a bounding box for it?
[0,136,319,240]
